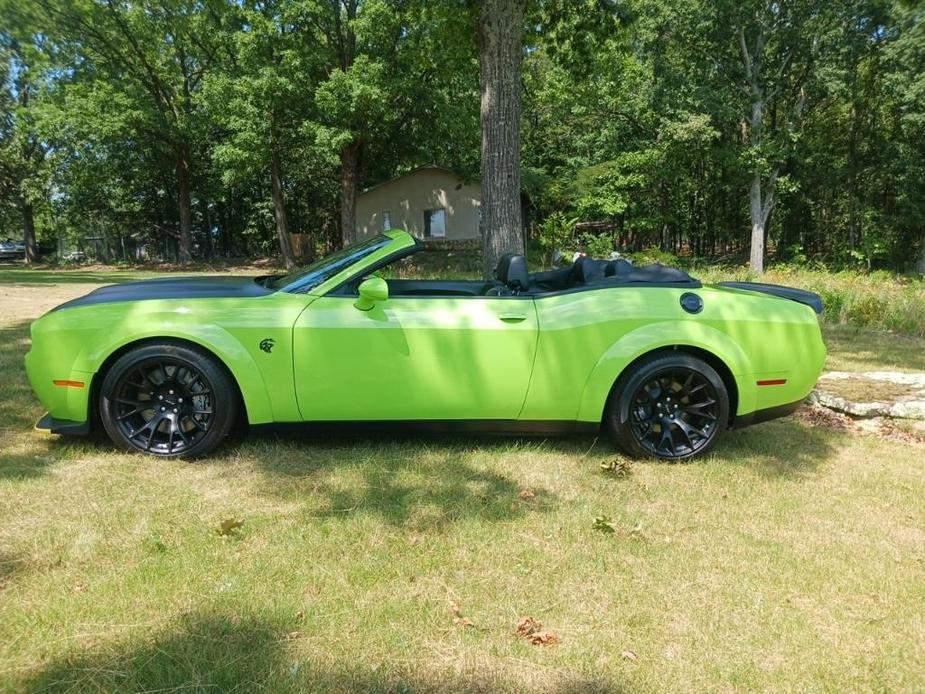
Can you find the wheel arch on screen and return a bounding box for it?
[575,321,755,425]
[605,345,739,427]
[87,336,254,430]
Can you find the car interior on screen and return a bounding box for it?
[354,252,699,298]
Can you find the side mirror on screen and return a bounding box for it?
[354,276,388,311]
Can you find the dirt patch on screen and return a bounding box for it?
[817,378,921,403]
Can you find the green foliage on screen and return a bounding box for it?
[0,0,921,272]
[577,232,614,258]
[536,211,577,263]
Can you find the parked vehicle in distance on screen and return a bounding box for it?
[62,250,88,264]
[0,239,25,261]
[27,230,826,461]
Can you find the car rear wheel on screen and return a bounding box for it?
[604,353,729,461]
[99,343,238,458]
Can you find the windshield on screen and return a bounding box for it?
[269,235,394,292]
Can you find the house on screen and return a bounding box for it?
[355,165,481,243]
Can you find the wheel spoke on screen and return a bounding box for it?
[675,420,694,449]
[678,418,707,438]
[657,425,673,453]
[128,416,155,439]
[175,422,192,448]
[144,416,161,450]
[117,406,147,421]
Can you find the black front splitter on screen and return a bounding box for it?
[35,413,91,436]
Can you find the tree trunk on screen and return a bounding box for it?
[749,171,765,273]
[20,198,38,264]
[478,0,526,280]
[270,149,296,269]
[176,146,193,263]
[918,237,925,276]
[339,141,362,248]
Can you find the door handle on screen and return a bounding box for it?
[499,313,527,323]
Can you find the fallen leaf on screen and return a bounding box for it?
[622,650,638,661]
[516,616,541,636]
[216,518,244,536]
[527,630,558,645]
[600,459,632,476]
[518,489,536,501]
[592,515,616,533]
[450,601,462,617]
[453,617,476,628]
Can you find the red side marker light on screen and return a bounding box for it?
[756,379,787,386]
[53,380,85,388]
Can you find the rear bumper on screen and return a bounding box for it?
[731,399,804,429]
[35,413,90,436]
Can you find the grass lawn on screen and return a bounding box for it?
[1,268,923,692]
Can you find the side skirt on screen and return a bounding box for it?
[251,420,601,438]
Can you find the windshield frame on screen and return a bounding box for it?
[270,234,398,294]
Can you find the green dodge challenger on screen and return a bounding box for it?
[26,230,826,461]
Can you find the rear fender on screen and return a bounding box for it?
[576,321,756,422]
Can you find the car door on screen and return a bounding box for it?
[292,295,538,421]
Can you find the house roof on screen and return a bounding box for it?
[359,164,478,196]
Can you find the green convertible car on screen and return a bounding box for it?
[26,230,826,461]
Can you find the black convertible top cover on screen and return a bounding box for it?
[51,276,274,312]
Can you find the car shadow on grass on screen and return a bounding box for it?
[238,432,566,530]
[717,414,838,477]
[21,611,626,693]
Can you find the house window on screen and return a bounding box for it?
[424,208,446,238]
[381,211,391,232]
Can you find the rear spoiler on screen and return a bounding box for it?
[717,281,823,315]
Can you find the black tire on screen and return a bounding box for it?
[99,342,239,458]
[604,352,729,461]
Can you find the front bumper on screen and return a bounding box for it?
[35,413,91,436]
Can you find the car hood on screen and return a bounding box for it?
[50,275,275,313]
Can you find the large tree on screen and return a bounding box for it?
[476,0,527,278]
[0,13,47,263]
[35,0,226,262]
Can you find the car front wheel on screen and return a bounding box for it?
[99,342,238,458]
[604,352,730,461]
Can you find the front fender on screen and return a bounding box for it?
[575,320,756,423]
[78,321,279,424]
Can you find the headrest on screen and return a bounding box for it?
[495,253,529,291]
[606,259,634,277]
[574,257,611,284]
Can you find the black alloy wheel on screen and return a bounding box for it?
[605,353,730,461]
[99,343,238,458]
